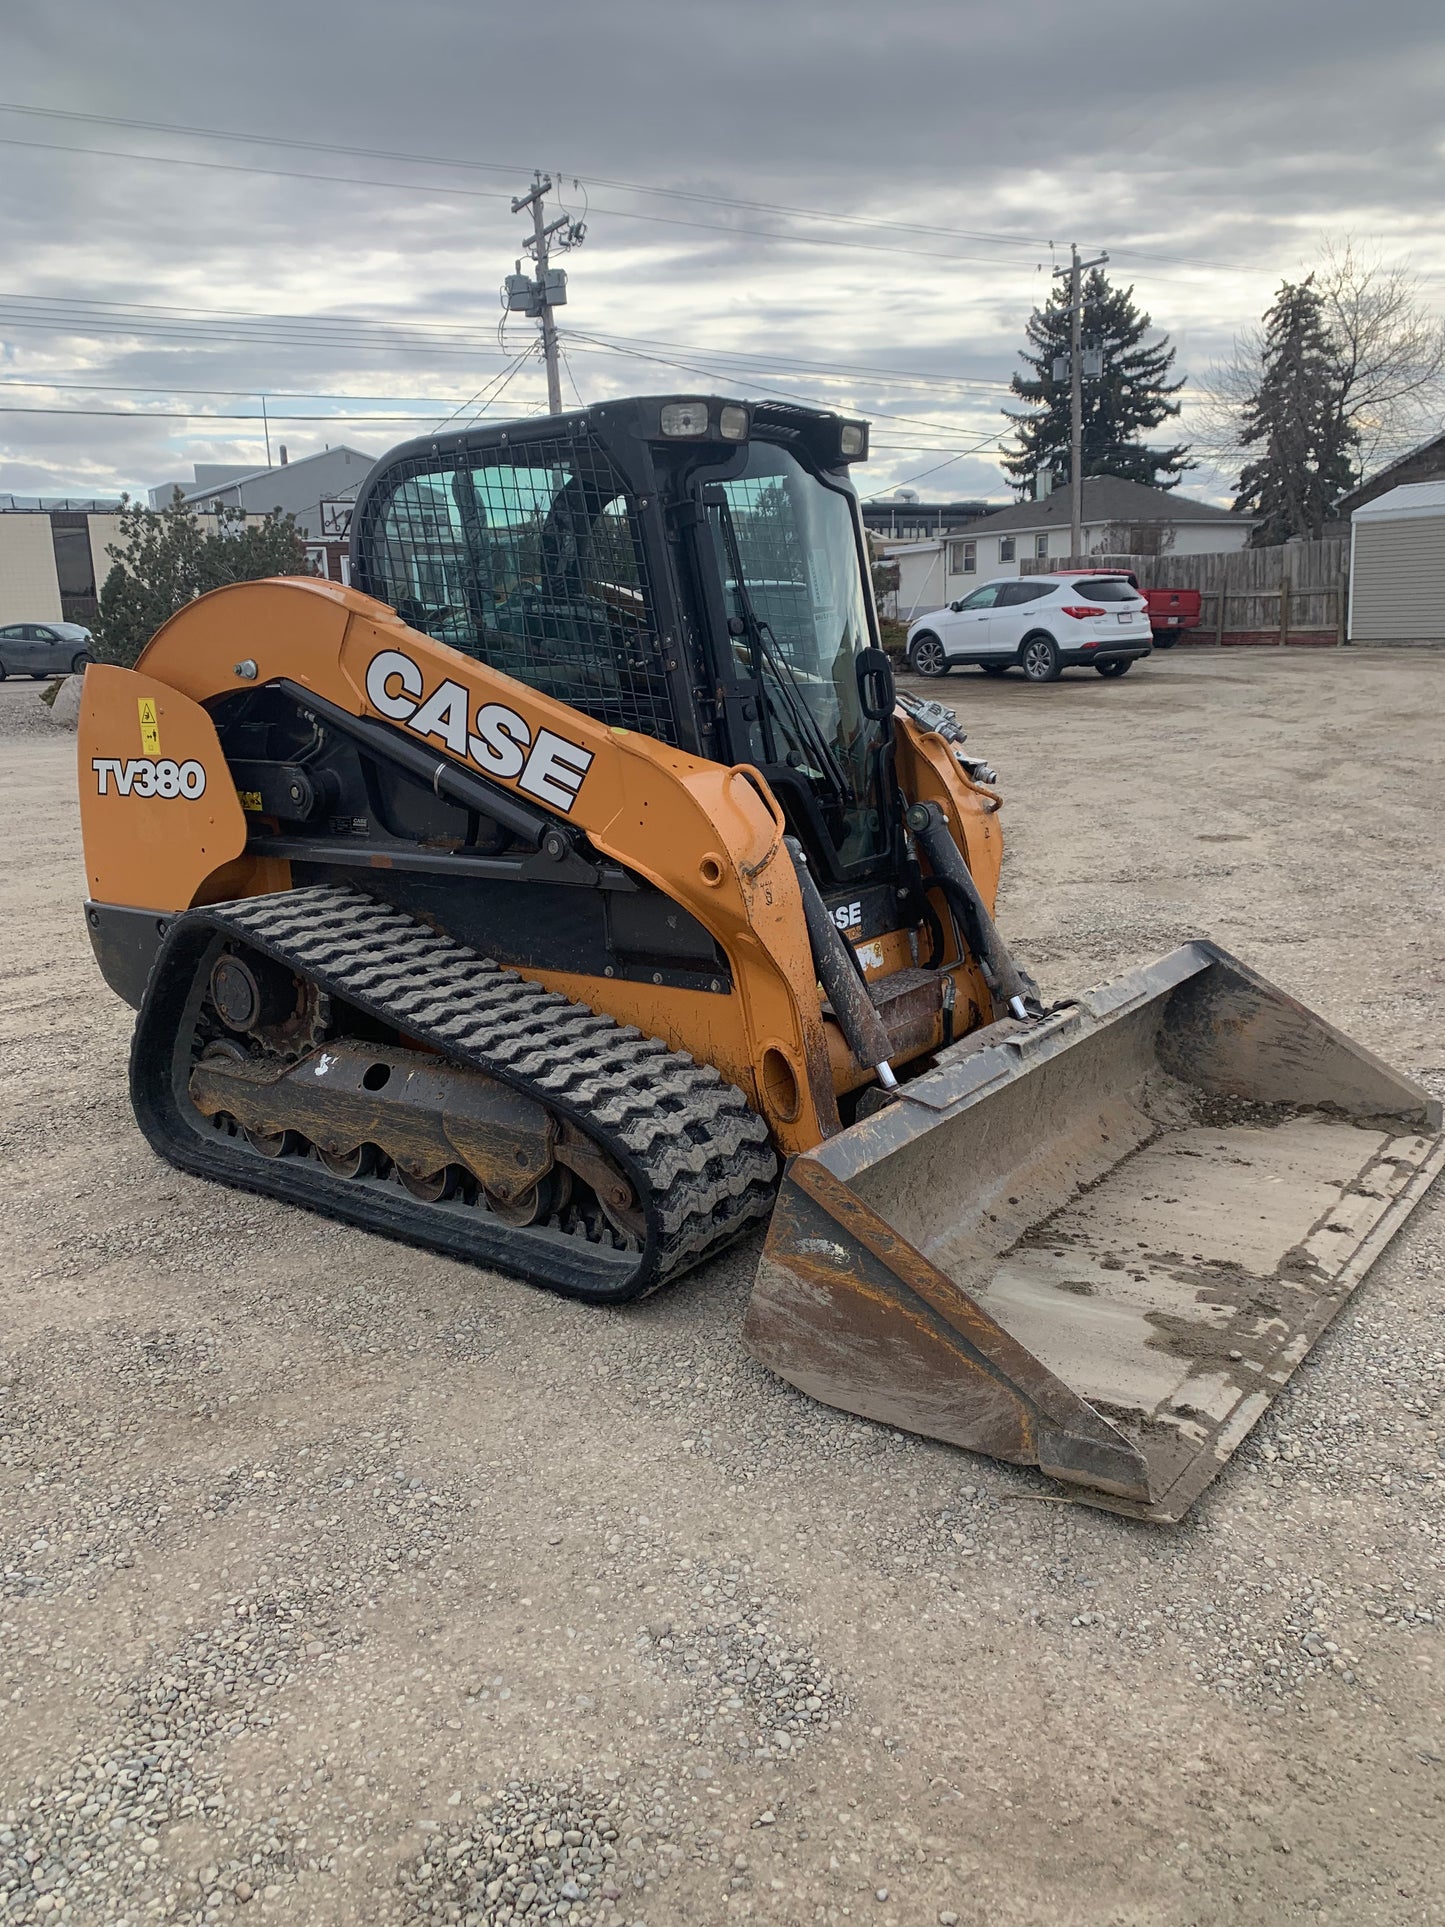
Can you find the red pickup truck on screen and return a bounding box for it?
[1080,572,1202,647]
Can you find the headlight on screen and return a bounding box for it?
[659,400,711,438]
[839,421,869,459]
[718,404,749,442]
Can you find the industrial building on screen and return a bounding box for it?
[148,445,375,541]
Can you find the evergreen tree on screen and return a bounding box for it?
[94,491,313,666]
[1232,277,1359,543]
[1003,269,1190,495]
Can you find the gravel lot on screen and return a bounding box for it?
[1,648,1441,1927]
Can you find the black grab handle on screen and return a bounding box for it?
[855,647,895,722]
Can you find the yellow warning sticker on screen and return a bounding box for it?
[137,697,160,755]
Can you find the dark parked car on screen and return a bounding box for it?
[0,620,94,678]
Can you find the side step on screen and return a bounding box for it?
[744,943,1444,1521]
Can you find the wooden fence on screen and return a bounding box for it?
[1022,539,1349,646]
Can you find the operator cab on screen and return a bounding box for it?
[349,395,897,892]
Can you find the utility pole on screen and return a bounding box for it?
[1053,244,1108,559]
[507,173,586,415]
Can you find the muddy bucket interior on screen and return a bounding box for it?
[745,944,1444,1521]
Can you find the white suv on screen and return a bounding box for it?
[906,574,1152,683]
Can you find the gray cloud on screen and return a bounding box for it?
[2,0,1442,502]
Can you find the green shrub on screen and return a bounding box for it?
[94,492,315,668]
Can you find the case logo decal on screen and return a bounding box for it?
[365,647,595,815]
[92,757,207,799]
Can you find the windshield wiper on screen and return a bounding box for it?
[754,619,849,795]
[704,487,849,802]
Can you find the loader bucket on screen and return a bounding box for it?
[744,944,1444,1521]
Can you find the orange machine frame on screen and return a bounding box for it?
[78,577,1002,1156]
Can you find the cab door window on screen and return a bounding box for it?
[366,441,676,742]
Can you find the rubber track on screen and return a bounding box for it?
[130,883,779,1303]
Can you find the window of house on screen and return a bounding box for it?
[1035,533,1050,560]
[999,536,1016,562]
[946,538,977,576]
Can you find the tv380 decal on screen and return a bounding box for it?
[92,757,206,799]
[364,649,595,814]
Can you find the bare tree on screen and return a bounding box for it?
[1317,241,1445,474]
[1203,243,1445,488]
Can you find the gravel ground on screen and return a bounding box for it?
[0,648,1441,1927]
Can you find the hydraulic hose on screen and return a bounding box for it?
[784,837,898,1089]
[906,801,1036,1022]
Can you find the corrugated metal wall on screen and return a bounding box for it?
[1350,515,1445,641]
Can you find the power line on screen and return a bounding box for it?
[571,327,1235,401]
[0,101,1273,275]
[0,292,1017,410]
[0,322,1008,442]
[0,313,521,363]
[0,396,994,458]
[0,376,490,403]
[0,289,519,339]
[0,132,1080,273]
[561,331,997,441]
[0,406,541,423]
[566,326,1013,394]
[429,340,541,433]
[556,340,587,413]
[0,319,502,358]
[0,297,1015,399]
[0,307,1228,458]
[0,296,1230,404]
[0,291,517,349]
[863,437,1011,495]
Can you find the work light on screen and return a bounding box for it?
[659,401,711,438]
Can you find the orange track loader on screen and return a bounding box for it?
[77,395,1443,1520]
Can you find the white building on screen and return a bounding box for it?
[0,503,125,629]
[0,484,358,628]
[887,477,1255,620]
[1348,480,1445,644]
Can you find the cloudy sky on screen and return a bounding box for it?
[3,0,1443,506]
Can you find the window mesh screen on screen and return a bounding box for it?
[358,434,677,743]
